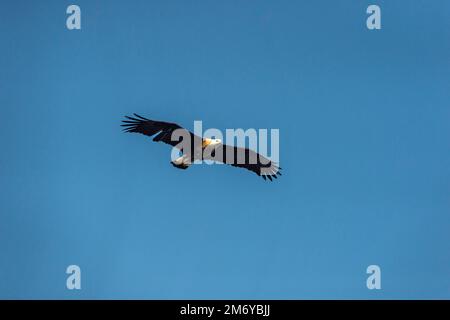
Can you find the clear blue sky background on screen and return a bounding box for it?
[0,0,449,299]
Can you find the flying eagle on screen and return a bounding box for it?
[121,114,282,181]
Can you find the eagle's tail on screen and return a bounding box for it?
[171,162,190,170]
[171,155,191,170]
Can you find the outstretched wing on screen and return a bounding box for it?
[206,144,282,181]
[121,114,197,149]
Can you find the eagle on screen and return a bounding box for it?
[121,114,282,181]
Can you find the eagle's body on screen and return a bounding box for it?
[171,138,218,169]
[121,114,281,181]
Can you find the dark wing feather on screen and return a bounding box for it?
[206,144,282,181]
[121,114,196,149]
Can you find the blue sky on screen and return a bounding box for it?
[0,0,449,299]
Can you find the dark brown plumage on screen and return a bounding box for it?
[121,114,282,181]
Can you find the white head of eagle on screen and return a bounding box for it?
[121,114,281,181]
